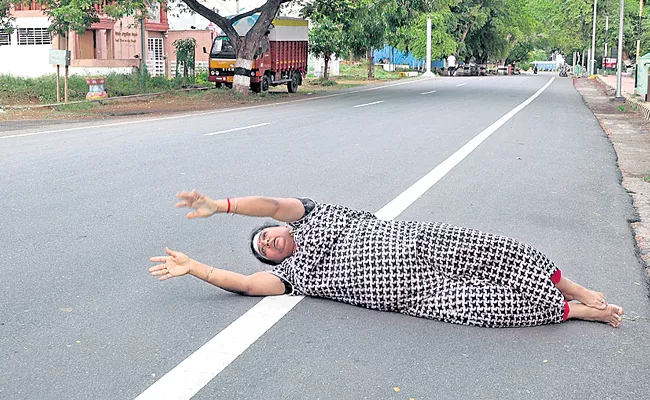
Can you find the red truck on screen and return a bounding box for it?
[206,16,308,93]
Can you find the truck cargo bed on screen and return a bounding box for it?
[270,41,308,72]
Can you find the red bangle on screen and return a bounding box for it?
[226,197,231,213]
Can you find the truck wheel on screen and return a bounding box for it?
[287,72,299,93]
[262,75,271,92]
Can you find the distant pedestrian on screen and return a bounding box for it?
[149,191,624,329]
[447,53,457,76]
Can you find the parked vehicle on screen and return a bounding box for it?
[204,16,308,93]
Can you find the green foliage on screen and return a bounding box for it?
[1,0,149,37]
[306,14,345,80]
[530,49,549,61]
[448,0,535,63]
[173,37,197,78]
[195,71,208,85]
[308,16,345,60]
[396,12,456,60]
[0,74,88,103]
[0,72,211,105]
[304,0,435,79]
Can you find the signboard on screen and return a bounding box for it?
[49,49,70,66]
[603,58,617,68]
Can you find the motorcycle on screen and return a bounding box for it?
[533,65,538,74]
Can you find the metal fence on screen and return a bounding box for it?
[168,60,209,77]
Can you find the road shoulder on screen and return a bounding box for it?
[574,77,650,275]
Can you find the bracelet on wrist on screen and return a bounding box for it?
[206,267,215,282]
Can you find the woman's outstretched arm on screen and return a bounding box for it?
[175,190,306,222]
[149,248,286,296]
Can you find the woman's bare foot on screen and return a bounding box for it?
[566,303,624,328]
[555,277,607,309]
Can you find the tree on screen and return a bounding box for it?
[308,16,345,80]
[177,0,289,95]
[1,0,291,95]
[304,0,436,79]
[393,11,456,62]
[173,37,196,78]
[447,0,534,64]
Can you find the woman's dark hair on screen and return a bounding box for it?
[249,222,282,265]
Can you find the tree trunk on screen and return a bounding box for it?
[233,57,253,96]
[233,39,258,96]
[323,53,330,80]
[460,22,472,44]
[367,48,374,80]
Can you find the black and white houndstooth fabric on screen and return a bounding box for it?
[270,201,566,328]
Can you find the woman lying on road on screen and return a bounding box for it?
[149,190,624,328]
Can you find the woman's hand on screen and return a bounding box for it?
[149,247,192,281]
[175,190,218,219]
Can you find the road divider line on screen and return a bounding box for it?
[376,77,555,220]
[353,100,385,108]
[134,295,303,400]
[456,83,467,87]
[134,76,555,400]
[1,78,432,141]
[204,122,270,136]
[420,90,437,95]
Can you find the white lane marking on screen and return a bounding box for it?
[456,83,467,87]
[479,78,484,81]
[376,77,555,220]
[353,100,385,108]
[134,295,303,400]
[1,79,431,141]
[134,77,555,400]
[420,90,437,95]
[204,122,270,136]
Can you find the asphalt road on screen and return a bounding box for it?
[1,73,649,400]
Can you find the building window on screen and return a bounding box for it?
[16,28,51,45]
[0,30,10,46]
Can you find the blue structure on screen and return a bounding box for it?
[531,61,560,71]
[373,45,444,70]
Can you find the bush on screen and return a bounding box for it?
[521,62,531,71]
[310,78,338,86]
[0,74,88,103]
[195,71,208,85]
[0,71,211,105]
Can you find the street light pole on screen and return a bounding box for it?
[616,0,625,98]
[591,0,598,75]
[422,16,435,77]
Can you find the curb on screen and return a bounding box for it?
[4,87,210,110]
[594,76,650,120]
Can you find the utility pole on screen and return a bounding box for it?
[591,0,598,75]
[637,0,643,66]
[616,0,625,98]
[141,15,147,76]
[422,17,435,77]
[605,16,609,59]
